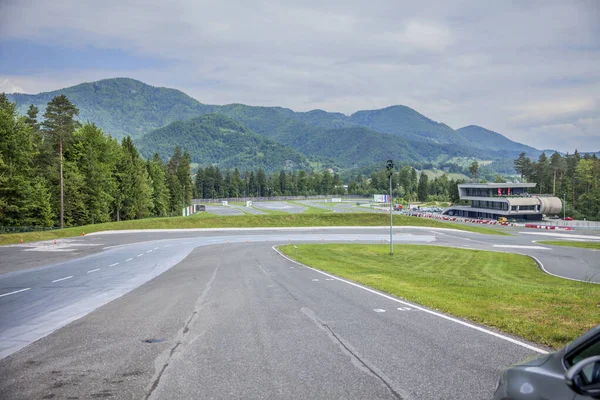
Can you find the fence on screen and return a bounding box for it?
[0,226,58,234]
[192,195,372,204]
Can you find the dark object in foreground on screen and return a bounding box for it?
[494,324,600,399]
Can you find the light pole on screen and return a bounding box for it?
[563,193,566,220]
[386,160,394,255]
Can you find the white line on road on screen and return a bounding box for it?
[125,258,133,262]
[529,255,600,285]
[109,262,119,267]
[87,269,100,273]
[273,246,549,354]
[154,247,159,250]
[147,250,152,253]
[52,276,73,283]
[374,309,386,312]
[0,288,30,298]
[520,232,600,240]
[493,245,550,250]
[137,254,143,257]
[164,245,172,247]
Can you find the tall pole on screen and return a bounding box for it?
[563,193,566,220]
[387,160,394,255]
[59,138,64,229]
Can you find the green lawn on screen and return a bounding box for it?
[538,241,600,250]
[0,213,505,246]
[278,244,600,348]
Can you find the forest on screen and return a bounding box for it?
[3,92,598,231]
[514,151,600,220]
[0,94,194,230]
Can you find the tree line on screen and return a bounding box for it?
[514,151,600,220]
[0,94,193,229]
[196,164,464,205]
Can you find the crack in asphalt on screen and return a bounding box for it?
[144,248,221,400]
[300,307,409,400]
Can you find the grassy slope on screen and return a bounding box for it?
[278,244,600,348]
[538,241,600,250]
[0,213,504,245]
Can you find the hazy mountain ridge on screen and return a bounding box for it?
[7,78,217,139]
[6,77,544,173]
[455,125,539,156]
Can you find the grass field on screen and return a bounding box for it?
[278,244,600,348]
[0,213,506,245]
[538,241,600,250]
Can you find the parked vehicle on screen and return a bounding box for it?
[562,216,574,221]
[494,324,600,399]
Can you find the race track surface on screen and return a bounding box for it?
[0,227,598,399]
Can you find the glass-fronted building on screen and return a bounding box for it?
[443,183,562,221]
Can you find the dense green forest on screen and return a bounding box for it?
[514,151,600,220]
[7,78,544,174]
[194,163,464,205]
[136,114,311,173]
[0,94,194,230]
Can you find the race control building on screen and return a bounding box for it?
[443,183,562,221]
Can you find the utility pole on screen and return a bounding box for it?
[563,193,566,220]
[386,160,394,255]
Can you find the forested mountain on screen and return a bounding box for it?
[349,105,468,145]
[7,78,217,139]
[136,114,311,173]
[6,77,544,174]
[456,125,539,156]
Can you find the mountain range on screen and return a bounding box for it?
[7,78,544,174]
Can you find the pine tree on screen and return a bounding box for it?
[417,172,429,202]
[147,154,170,217]
[42,95,80,228]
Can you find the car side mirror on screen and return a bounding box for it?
[565,355,600,399]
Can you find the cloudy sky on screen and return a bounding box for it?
[1,0,599,152]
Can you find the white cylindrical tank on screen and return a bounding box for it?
[539,197,562,215]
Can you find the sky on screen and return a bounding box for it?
[0,0,599,152]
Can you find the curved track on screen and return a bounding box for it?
[0,227,598,399]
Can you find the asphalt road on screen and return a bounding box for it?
[0,227,598,399]
[251,201,306,213]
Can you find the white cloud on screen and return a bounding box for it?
[0,79,26,93]
[1,0,599,152]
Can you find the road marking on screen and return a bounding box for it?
[147,249,152,253]
[109,262,119,267]
[529,255,600,285]
[325,278,335,281]
[493,245,550,250]
[125,258,133,262]
[164,245,172,247]
[87,269,100,273]
[52,276,73,283]
[374,309,386,312]
[312,279,319,281]
[137,254,144,257]
[0,288,30,298]
[273,245,549,354]
[397,307,413,311]
[154,247,159,250]
[520,232,600,240]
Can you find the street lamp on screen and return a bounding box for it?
[563,193,566,220]
[386,160,394,255]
